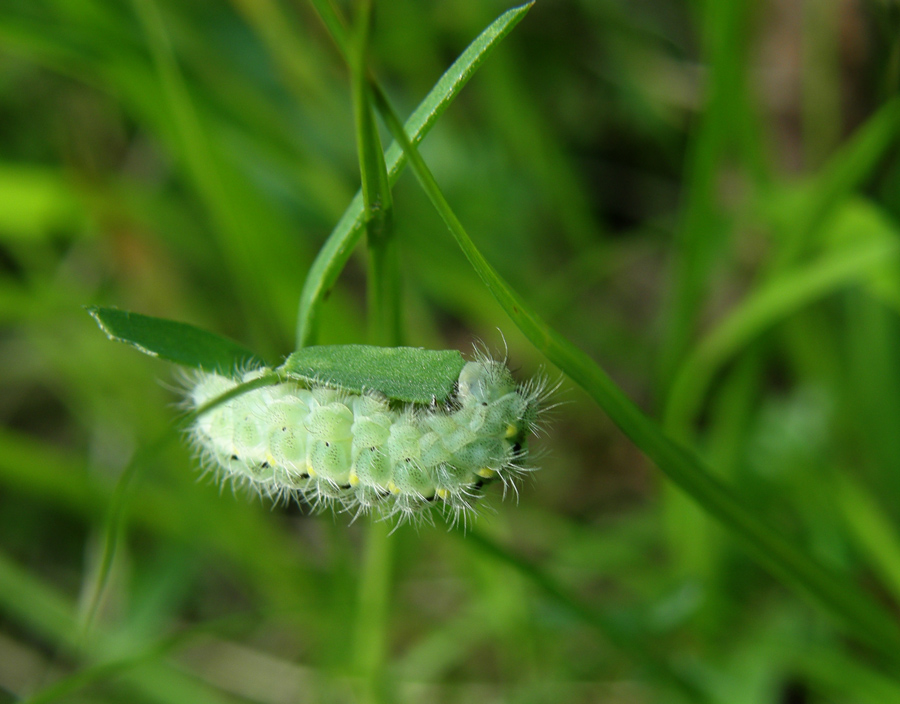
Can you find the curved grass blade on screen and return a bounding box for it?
[78,450,146,644]
[87,306,263,373]
[774,96,900,267]
[295,3,534,347]
[377,87,900,674]
[664,235,900,439]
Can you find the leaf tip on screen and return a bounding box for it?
[85,305,114,339]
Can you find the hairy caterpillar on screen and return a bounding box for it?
[186,351,548,524]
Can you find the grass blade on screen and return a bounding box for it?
[664,235,900,439]
[835,472,900,603]
[775,96,900,266]
[294,3,534,347]
[377,84,900,674]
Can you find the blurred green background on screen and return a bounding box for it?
[3,0,900,702]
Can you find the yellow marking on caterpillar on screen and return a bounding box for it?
[437,489,451,500]
[477,467,497,479]
[307,465,317,478]
[387,481,401,495]
[265,453,278,467]
[505,423,518,438]
[349,471,359,487]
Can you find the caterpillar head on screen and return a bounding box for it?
[457,360,516,406]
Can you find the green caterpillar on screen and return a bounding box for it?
[187,351,548,524]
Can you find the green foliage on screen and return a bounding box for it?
[87,306,263,372]
[4,1,900,703]
[283,345,465,404]
[86,306,466,403]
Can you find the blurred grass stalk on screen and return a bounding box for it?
[345,0,397,702]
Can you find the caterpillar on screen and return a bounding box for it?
[186,350,549,525]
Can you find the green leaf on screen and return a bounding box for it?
[295,3,533,347]
[281,345,465,404]
[87,306,263,373]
